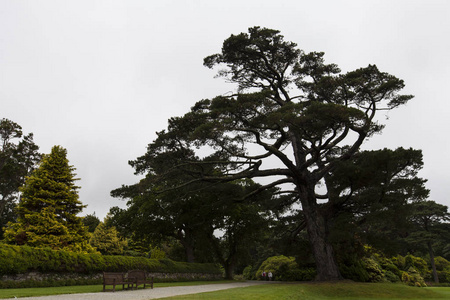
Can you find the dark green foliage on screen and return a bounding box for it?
[404,255,430,279]
[339,259,370,282]
[327,148,429,257]
[283,268,316,281]
[0,118,41,238]
[82,214,100,233]
[242,265,255,280]
[111,179,273,279]
[0,244,222,276]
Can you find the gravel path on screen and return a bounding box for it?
[13,281,270,300]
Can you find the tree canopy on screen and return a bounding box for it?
[116,27,413,280]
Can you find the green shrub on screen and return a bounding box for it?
[402,267,427,287]
[243,265,255,280]
[339,259,370,282]
[380,262,402,279]
[150,246,166,259]
[255,255,314,281]
[404,255,429,275]
[392,255,406,270]
[339,254,401,283]
[434,256,450,271]
[384,270,400,282]
[284,268,316,281]
[233,274,245,281]
[362,257,384,282]
[256,255,296,281]
[433,256,450,283]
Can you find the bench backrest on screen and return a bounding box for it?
[103,272,125,284]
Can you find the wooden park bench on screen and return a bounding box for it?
[127,270,154,289]
[102,272,133,292]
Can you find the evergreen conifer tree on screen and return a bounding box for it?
[4,146,94,252]
[89,221,127,255]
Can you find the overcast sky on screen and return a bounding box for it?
[1,0,449,219]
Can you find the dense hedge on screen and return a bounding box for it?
[0,244,221,276]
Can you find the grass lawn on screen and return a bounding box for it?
[0,280,235,299]
[0,281,449,299]
[161,282,450,300]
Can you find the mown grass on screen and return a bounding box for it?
[161,282,450,300]
[0,280,235,299]
[0,281,449,299]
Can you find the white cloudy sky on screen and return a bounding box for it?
[1,0,449,219]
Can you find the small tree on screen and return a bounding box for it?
[4,146,93,252]
[89,221,127,255]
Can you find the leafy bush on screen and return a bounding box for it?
[380,261,402,279]
[339,253,402,283]
[243,265,255,280]
[404,255,429,277]
[255,255,314,281]
[339,259,370,282]
[149,246,166,259]
[233,274,245,281]
[434,256,450,271]
[391,255,406,270]
[384,270,400,283]
[362,258,384,282]
[402,267,427,287]
[284,268,316,281]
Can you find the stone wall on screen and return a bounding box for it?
[1,271,222,284]
[1,272,102,283]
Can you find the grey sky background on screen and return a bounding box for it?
[1,0,449,219]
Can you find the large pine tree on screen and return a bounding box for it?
[4,146,94,252]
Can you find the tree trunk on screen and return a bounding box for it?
[428,241,439,284]
[0,199,6,217]
[178,228,196,263]
[299,185,342,281]
[224,261,236,280]
[184,244,195,263]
